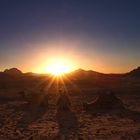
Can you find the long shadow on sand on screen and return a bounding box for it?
[56,110,79,138]
[17,104,47,128]
[87,108,140,122]
[120,108,140,122]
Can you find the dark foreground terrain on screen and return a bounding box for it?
[0,68,140,140]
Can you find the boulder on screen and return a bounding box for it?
[83,91,125,112]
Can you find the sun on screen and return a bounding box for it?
[47,61,70,76]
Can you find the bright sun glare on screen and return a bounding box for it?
[47,61,70,76]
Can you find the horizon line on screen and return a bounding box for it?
[1,66,139,75]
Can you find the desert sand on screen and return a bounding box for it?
[0,69,140,140]
[0,89,140,140]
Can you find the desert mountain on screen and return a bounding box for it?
[1,66,140,78]
[4,68,22,75]
[68,69,104,80]
[127,66,140,77]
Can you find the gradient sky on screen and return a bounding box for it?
[0,0,140,73]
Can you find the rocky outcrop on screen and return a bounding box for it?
[4,68,22,75]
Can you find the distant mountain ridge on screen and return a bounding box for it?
[0,66,140,77]
[127,66,140,77]
[68,68,104,79]
[4,68,22,75]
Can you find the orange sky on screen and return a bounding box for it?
[1,1,140,74]
[1,38,139,74]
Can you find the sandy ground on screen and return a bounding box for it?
[0,92,140,140]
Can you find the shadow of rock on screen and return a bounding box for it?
[56,110,79,138]
[121,108,140,122]
[17,105,47,128]
[86,107,140,122]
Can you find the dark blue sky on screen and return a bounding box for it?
[0,0,140,73]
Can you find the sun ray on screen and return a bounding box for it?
[63,74,83,94]
[59,75,68,93]
[45,76,56,91]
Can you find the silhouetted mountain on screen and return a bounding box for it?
[1,66,140,79]
[68,69,105,80]
[4,68,22,75]
[127,66,140,77]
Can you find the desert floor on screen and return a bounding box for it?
[0,88,140,140]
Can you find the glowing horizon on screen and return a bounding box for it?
[1,45,139,74]
[1,38,139,74]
